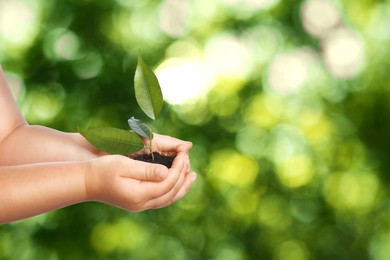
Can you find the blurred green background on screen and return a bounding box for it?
[1,0,390,259]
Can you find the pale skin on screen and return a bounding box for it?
[0,66,197,224]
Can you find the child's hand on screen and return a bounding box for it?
[84,136,196,211]
[151,133,193,155]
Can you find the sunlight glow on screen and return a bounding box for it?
[21,83,65,124]
[190,1,219,33]
[91,219,149,254]
[226,188,260,216]
[243,94,284,129]
[208,149,258,191]
[43,29,81,61]
[111,8,164,48]
[54,31,80,60]
[267,48,317,93]
[277,155,314,188]
[242,24,283,67]
[159,0,191,37]
[368,4,390,41]
[222,0,281,18]
[0,0,41,57]
[204,33,251,80]
[322,28,364,79]
[223,0,278,9]
[301,0,341,38]
[324,171,379,212]
[208,91,240,117]
[156,58,212,105]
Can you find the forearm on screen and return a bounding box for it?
[0,161,88,224]
[0,66,103,165]
[0,125,105,165]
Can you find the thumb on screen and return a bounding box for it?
[123,160,168,182]
[145,163,169,182]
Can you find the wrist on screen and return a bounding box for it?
[83,158,98,202]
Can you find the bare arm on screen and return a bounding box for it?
[0,67,188,165]
[0,125,106,165]
[0,148,196,224]
[0,160,88,223]
[0,66,196,224]
[0,66,104,165]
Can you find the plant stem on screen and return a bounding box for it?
[149,131,154,162]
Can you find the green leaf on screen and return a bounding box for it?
[128,117,153,140]
[80,127,144,155]
[134,50,163,120]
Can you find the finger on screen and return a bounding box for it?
[120,159,168,182]
[153,134,192,153]
[170,171,197,203]
[112,167,184,212]
[142,161,193,209]
[157,143,192,158]
[142,169,186,209]
[138,153,188,199]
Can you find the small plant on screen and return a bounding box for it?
[81,51,172,166]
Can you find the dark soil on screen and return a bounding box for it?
[130,152,175,168]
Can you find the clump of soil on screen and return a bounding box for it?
[130,152,175,168]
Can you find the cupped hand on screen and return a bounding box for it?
[85,151,196,211]
[151,133,193,154]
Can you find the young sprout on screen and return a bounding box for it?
[127,117,154,160]
[128,50,163,161]
[81,50,164,162]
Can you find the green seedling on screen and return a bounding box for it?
[81,51,163,162]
